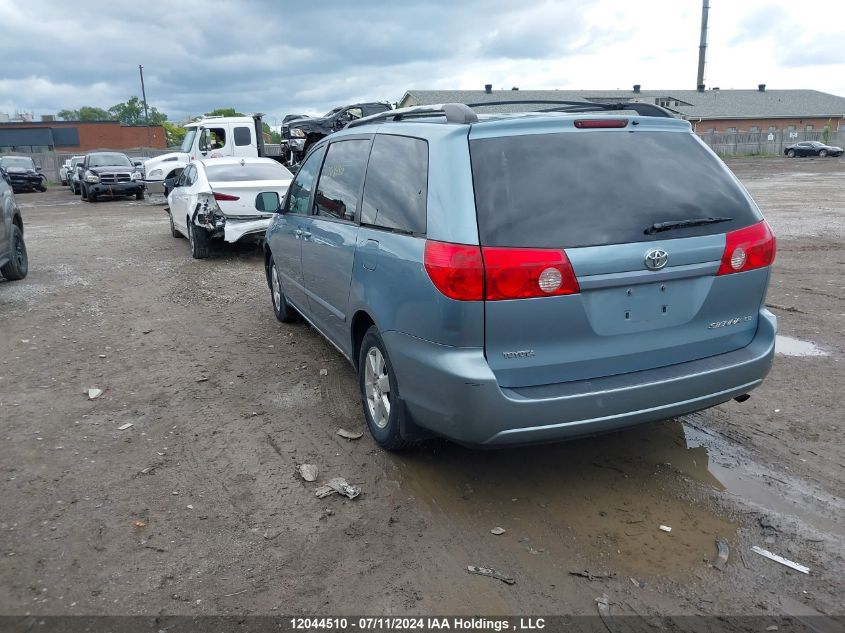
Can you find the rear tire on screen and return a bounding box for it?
[358,326,410,451]
[169,213,182,238]
[0,225,28,281]
[268,256,300,323]
[189,220,210,259]
[787,149,796,158]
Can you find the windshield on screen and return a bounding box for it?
[88,153,132,168]
[180,128,198,153]
[205,162,293,182]
[0,157,34,169]
[323,106,343,118]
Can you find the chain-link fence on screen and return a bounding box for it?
[1,147,175,183]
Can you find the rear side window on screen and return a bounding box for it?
[470,131,761,248]
[314,139,371,222]
[233,126,252,146]
[361,135,428,234]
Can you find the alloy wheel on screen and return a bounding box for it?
[364,347,391,428]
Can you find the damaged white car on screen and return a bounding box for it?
[166,157,293,259]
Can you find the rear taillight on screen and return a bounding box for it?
[424,241,484,300]
[424,241,580,301]
[574,119,628,129]
[213,192,240,201]
[482,247,580,300]
[717,220,776,275]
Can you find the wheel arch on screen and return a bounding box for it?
[350,310,376,371]
[12,213,23,233]
[263,241,273,286]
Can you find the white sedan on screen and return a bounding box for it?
[166,157,293,259]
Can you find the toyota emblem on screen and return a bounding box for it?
[644,248,669,270]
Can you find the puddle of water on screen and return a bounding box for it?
[775,335,829,357]
[397,421,737,581]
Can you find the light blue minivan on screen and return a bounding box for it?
[260,102,776,449]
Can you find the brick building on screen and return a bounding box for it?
[0,120,166,152]
[400,86,845,139]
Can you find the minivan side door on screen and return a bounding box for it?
[267,145,326,312]
[300,138,372,350]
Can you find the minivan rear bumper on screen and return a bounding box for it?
[384,309,776,446]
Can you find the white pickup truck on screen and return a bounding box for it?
[143,114,283,194]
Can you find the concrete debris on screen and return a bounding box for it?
[490,527,506,535]
[715,538,730,571]
[319,369,328,376]
[87,388,103,400]
[751,546,810,574]
[336,429,364,440]
[315,477,360,500]
[117,423,133,431]
[467,565,515,585]
[299,464,318,482]
[659,525,672,533]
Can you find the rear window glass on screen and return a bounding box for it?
[361,135,428,234]
[233,127,252,146]
[470,131,761,248]
[205,162,292,182]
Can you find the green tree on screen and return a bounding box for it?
[58,106,115,121]
[163,121,187,147]
[109,96,167,126]
[204,107,244,118]
[263,122,281,143]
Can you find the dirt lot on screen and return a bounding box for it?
[1,157,843,619]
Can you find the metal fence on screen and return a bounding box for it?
[1,147,174,182]
[699,129,845,157]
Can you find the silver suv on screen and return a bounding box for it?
[261,102,776,449]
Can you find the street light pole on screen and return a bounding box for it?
[139,64,151,148]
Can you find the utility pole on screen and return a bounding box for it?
[696,0,710,91]
[139,64,151,147]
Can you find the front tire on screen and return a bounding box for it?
[169,213,182,238]
[136,190,145,200]
[0,225,28,281]
[358,326,410,451]
[268,257,300,323]
[189,220,210,259]
[819,149,828,157]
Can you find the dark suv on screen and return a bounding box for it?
[282,102,392,165]
[262,102,776,450]
[0,156,46,193]
[0,168,28,281]
[79,152,145,202]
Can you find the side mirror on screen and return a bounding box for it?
[163,177,178,196]
[255,191,281,213]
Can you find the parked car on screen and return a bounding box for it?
[130,156,151,180]
[262,102,777,450]
[281,102,392,166]
[79,152,145,202]
[166,157,292,259]
[0,156,47,193]
[59,155,83,186]
[69,156,85,194]
[0,167,28,280]
[784,141,844,157]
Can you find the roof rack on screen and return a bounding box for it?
[345,100,674,130]
[465,99,675,118]
[346,103,478,128]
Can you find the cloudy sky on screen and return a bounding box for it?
[1,0,843,126]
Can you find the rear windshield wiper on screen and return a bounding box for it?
[644,217,732,235]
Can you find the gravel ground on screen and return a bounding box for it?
[0,157,843,620]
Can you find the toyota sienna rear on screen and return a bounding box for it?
[263,103,776,448]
